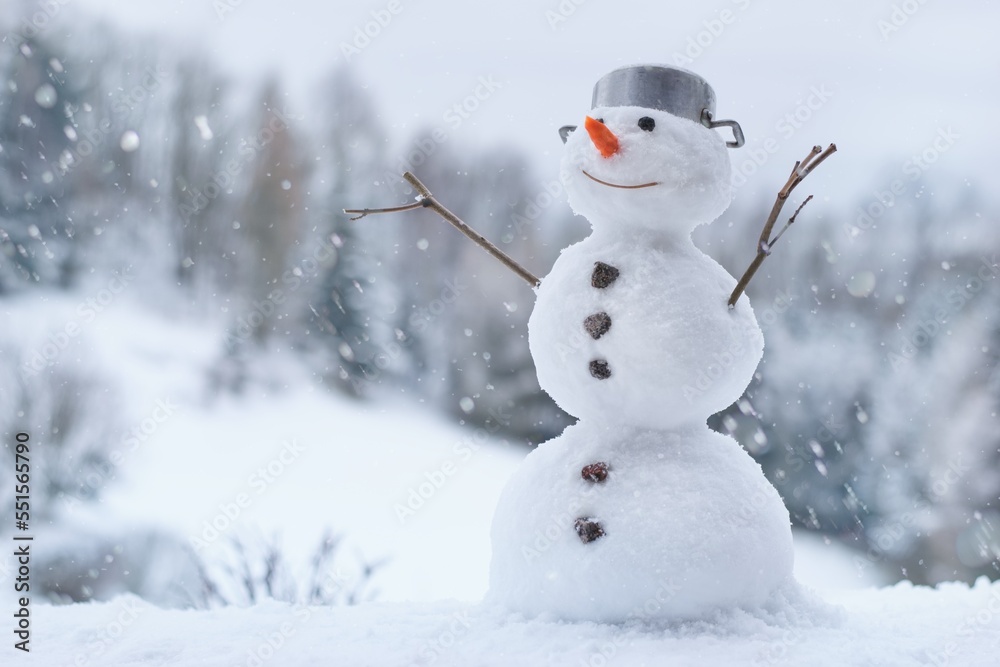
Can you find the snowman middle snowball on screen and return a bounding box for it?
[532,105,763,431]
[487,102,794,622]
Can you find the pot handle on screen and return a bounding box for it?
[558,125,576,143]
[701,109,745,149]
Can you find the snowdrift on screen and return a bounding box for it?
[24,578,1000,666]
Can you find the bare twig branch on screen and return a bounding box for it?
[767,195,813,250]
[344,171,541,288]
[728,143,836,309]
[403,172,433,198]
[343,201,427,220]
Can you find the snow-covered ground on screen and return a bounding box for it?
[22,578,1000,666]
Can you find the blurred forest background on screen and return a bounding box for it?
[1,4,998,608]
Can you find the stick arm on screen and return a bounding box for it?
[345,172,541,289]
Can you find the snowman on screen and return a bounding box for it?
[484,65,794,622]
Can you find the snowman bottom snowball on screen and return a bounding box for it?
[486,421,794,623]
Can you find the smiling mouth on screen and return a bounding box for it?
[582,170,659,190]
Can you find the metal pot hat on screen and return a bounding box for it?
[559,65,745,148]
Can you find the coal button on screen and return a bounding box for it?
[575,518,605,544]
[589,359,611,379]
[584,312,612,339]
[591,262,619,289]
[581,462,610,483]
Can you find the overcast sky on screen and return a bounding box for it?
[8,0,999,206]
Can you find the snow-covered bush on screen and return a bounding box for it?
[194,532,385,609]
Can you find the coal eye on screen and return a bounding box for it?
[596,118,604,124]
[638,116,655,132]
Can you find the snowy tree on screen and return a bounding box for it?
[0,35,83,289]
[167,54,237,295]
[234,79,306,345]
[308,68,400,396]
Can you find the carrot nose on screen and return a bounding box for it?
[585,116,619,158]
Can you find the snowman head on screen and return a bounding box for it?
[561,107,733,236]
[559,66,742,238]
